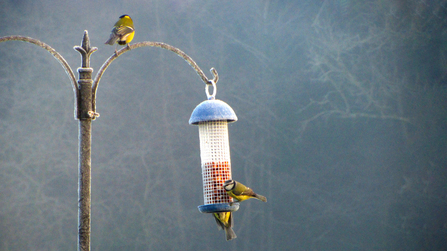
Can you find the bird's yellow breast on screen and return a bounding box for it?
[118,31,135,45]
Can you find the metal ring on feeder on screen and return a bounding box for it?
[205,80,217,100]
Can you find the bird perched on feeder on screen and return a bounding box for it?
[213,212,237,241]
[105,14,135,53]
[223,180,267,202]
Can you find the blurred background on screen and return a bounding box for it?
[1,0,446,250]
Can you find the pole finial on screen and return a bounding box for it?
[74,30,98,68]
[81,30,91,52]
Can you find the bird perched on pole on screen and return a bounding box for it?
[105,14,135,53]
[213,212,237,241]
[223,180,267,202]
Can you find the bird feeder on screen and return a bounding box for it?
[189,81,239,214]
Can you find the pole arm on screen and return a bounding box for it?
[91,42,219,114]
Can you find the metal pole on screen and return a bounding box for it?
[77,119,92,251]
[74,31,97,251]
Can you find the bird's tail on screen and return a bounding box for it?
[225,227,237,241]
[104,34,118,45]
[255,194,267,202]
[225,211,237,241]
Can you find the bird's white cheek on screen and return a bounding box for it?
[223,184,232,191]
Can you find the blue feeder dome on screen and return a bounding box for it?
[189,99,238,124]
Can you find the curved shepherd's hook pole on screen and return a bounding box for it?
[0,31,219,251]
[0,35,79,117]
[92,42,219,113]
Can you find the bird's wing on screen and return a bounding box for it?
[214,214,225,230]
[114,26,134,36]
[239,187,257,197]
[229,212,233,228]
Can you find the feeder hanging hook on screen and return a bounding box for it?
[206,79,217,100]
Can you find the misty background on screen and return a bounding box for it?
[1,0,446,250]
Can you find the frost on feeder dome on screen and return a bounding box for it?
[190,99,239,213]
[189,99,238,125]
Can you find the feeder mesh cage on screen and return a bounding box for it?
[198,120,234,205]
